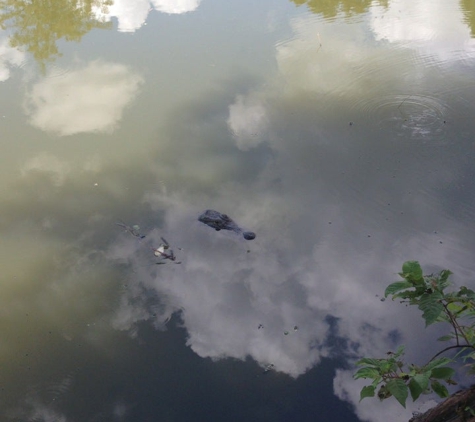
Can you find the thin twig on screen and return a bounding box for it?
[397,95,411,120]
[428,344,475,363]
[316,32,322,53]
[443,303,460,346]
[445,303,471,345]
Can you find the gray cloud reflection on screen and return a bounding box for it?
[105,6,475,421]
[24,60,143,136]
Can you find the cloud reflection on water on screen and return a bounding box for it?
[107,6,475,422]
[227,94,269,151]
[94,0,202,32]
[2,0,475,420]
[0,35,25,81]
[24,60,143,136]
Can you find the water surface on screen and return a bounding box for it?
[1,0,475,421]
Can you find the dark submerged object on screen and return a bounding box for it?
[198,210,256,240]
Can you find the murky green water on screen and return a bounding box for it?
[1,0,475,421]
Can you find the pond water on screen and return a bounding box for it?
[1,0,475,421]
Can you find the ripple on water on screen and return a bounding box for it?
[26,371,75,407]
[351,93,450,141]
[43,63,73,80]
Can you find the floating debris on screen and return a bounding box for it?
[151,237,181,264]
[283,326,299,335]
[258,324,264,329]
[263,363,274,374]
[116,220,146,239]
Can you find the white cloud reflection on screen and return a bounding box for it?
[0,36,25,82]
[371,0,475,60]
[227,94,268,151]
[94,0,201,33]
[152,0,201,14]
[97,0,152,33]
[24,60,143,136]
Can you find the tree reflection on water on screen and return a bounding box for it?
[0,0,113,70]
[289,0,389,18]
[460,0,475,37]
[291,0,475,38]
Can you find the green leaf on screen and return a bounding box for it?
[408,377,423,401]
[437,335,453,342]
[385,281,413,298]
[418,292,444,326]
[437,270,452,289]
[360,385,376,401]
[458,286,475,299]
[431,380,449,398]
[402,261,423,281]
[371,376,383,387]
[412,372,430,392]
[463,353,475,365]
[446,303,464,314]
[431,367,455,380]
[424,357,452,371]
[356,358,381,367]
[386,378,408,407]
[454,305,470,316]
[354,367,380,380]
[380,361,397,374]
[439,269,452,280]
[465,406,475,417]
[455,347,471,359]
[393,345,405,358]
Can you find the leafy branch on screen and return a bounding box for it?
[354,261,475,408]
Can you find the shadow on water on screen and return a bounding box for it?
[17,315,359,422]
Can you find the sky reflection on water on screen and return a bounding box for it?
[1,0,475,421]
